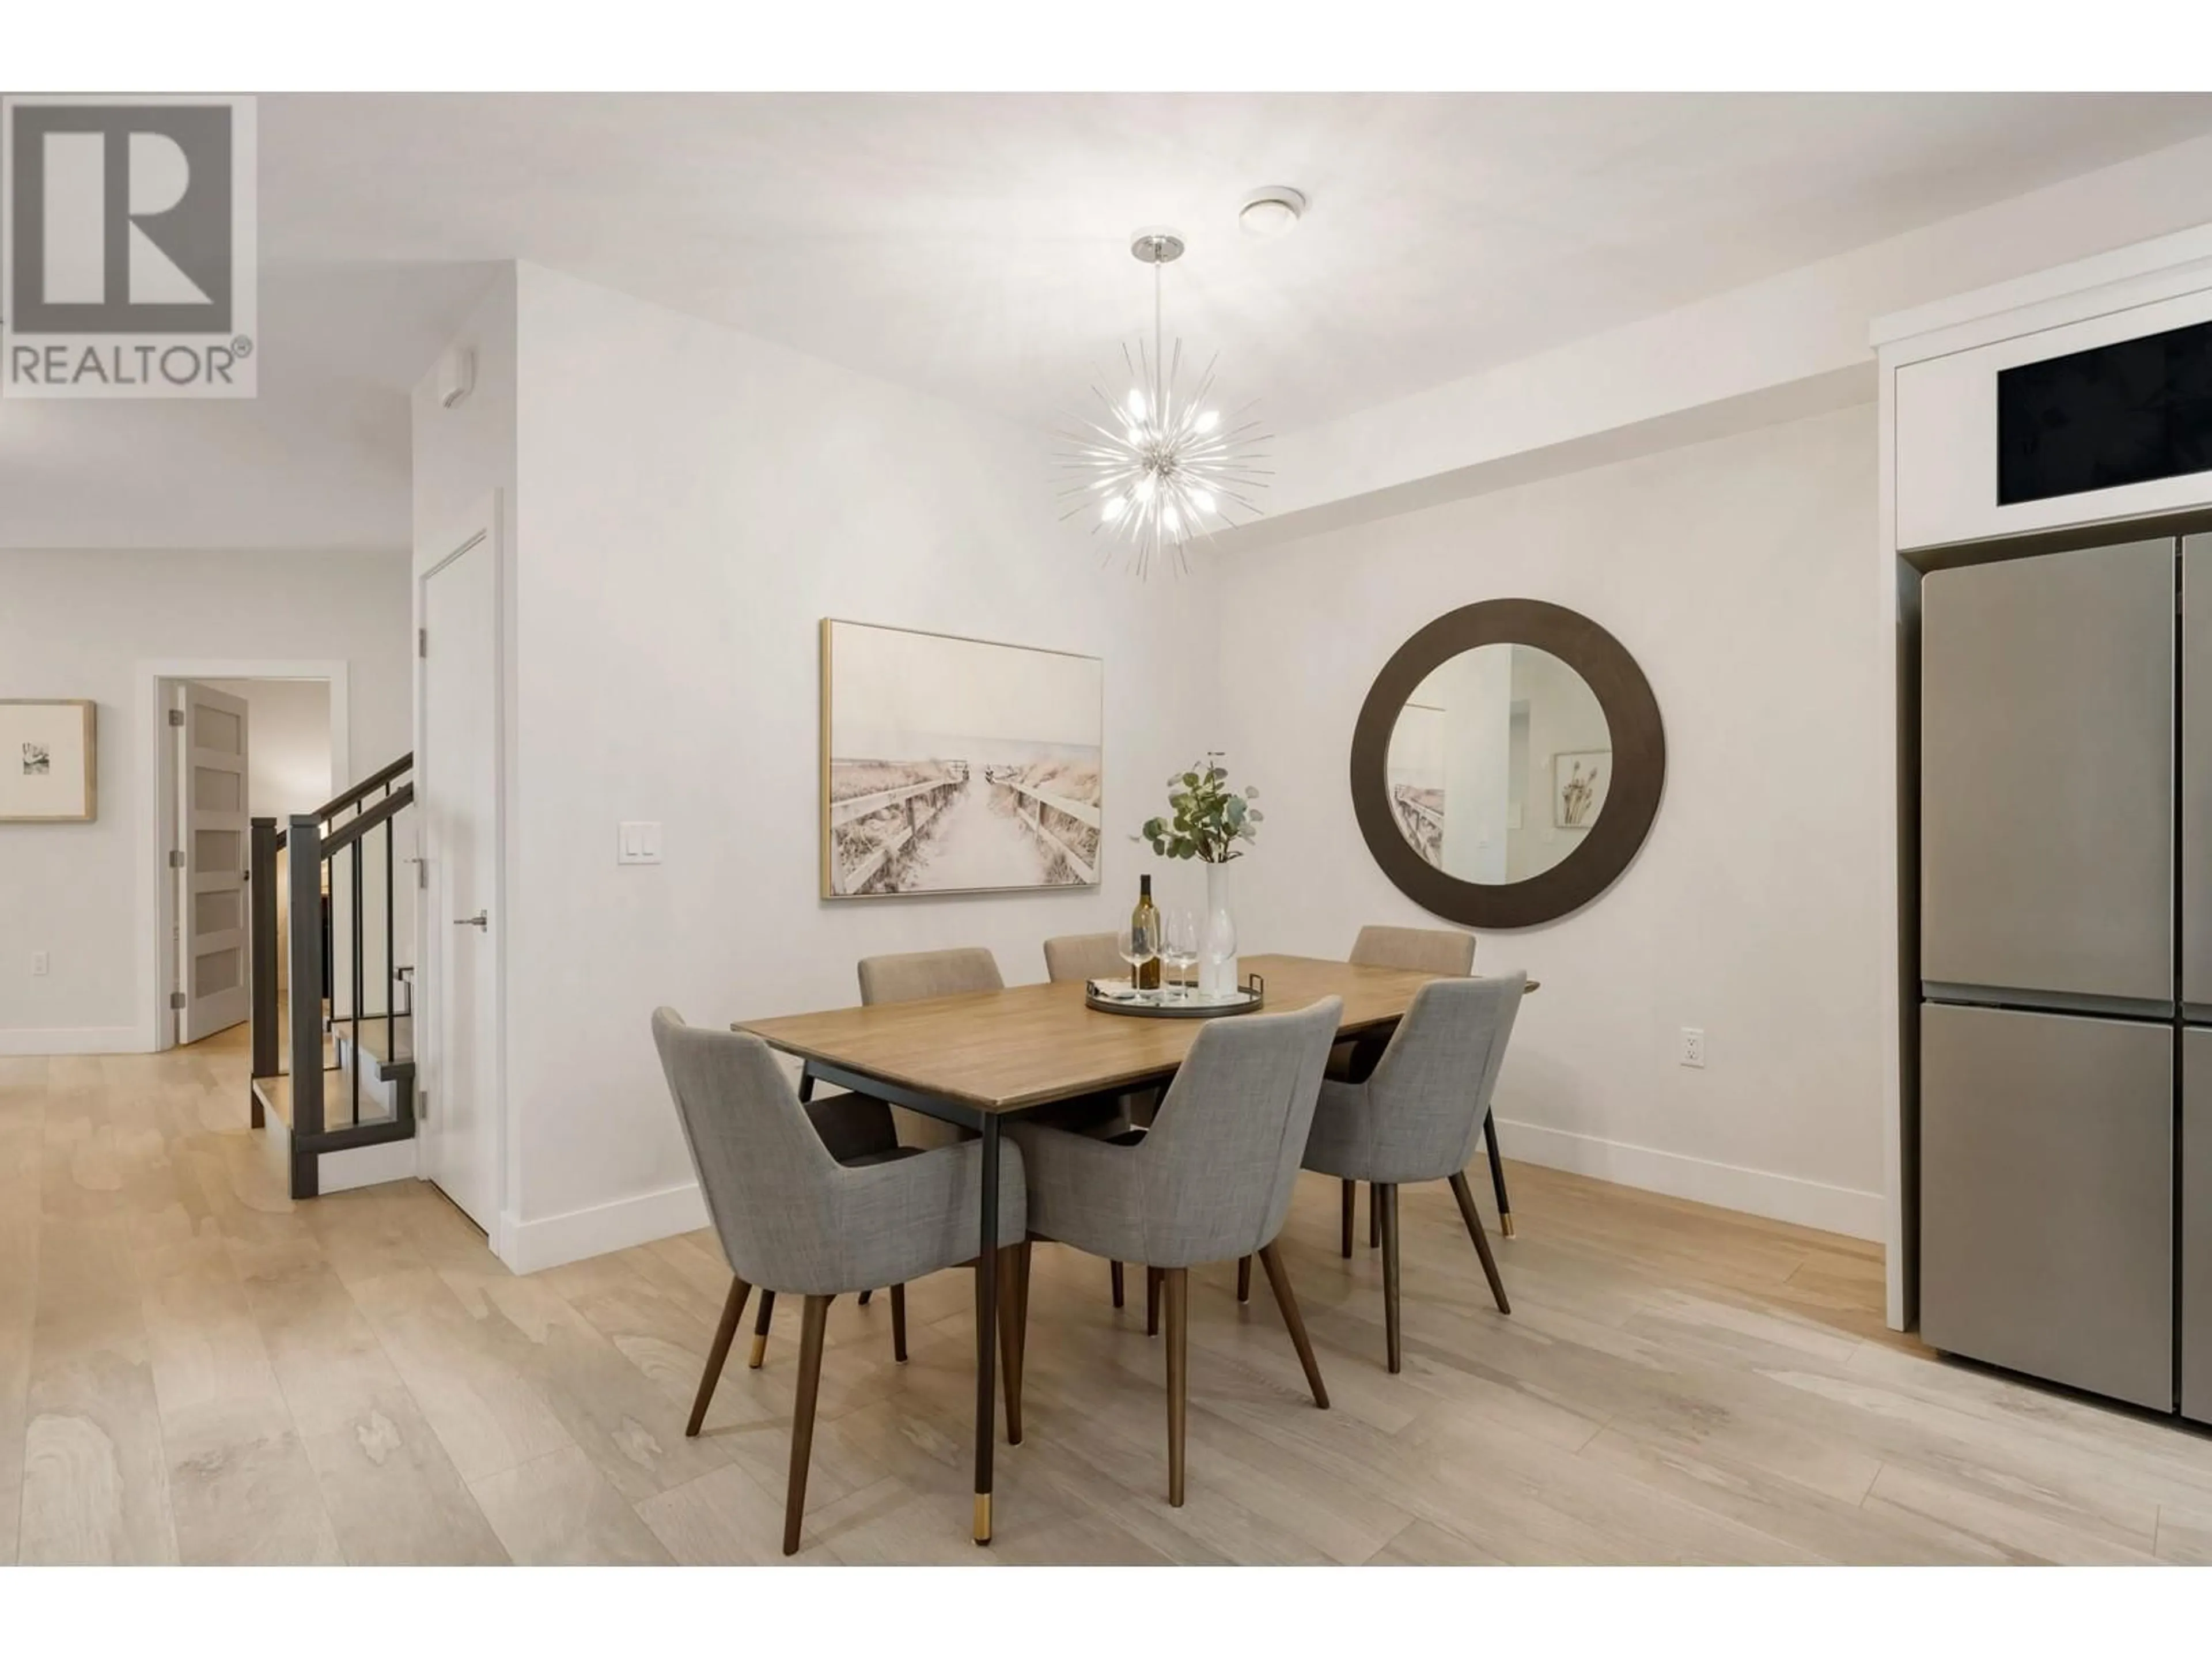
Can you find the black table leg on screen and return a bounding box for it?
[974,1113,1000,1544]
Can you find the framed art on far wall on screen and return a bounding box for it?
[820,619,1103,898]
[0,700,97,822]
[1552,748,1609,830]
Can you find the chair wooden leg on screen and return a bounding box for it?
[858,1288,873,1306]
[748,1287,776,1369]
[1369,1183,1380,1248]
[1380,1183,1403,1374]
[995,1243,1029,1445]
[891,1282,908,1362]
[1450,1171,1512,1315]
[1111,1259,1125,1308]
[687,1275,751,1437]
[1340,1178,1355,1258]
[1257,1243,1330,1409]
[1237,1255,1252,1303]
[1484,1109,1516,1237]
[1164,1267,1188,1507]
[783,1293,832,1556]
[1146,1266,1162,1337]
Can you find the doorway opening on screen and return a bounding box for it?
[153,667,346,1051]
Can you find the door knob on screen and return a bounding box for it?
[454,910,488,930]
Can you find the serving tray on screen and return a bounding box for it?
[1084,973,1267,1020]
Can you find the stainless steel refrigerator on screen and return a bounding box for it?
[1919,533,2212,1418]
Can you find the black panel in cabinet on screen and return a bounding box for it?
[1998,318,2212,506]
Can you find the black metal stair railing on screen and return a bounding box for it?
[247,752,416,1199]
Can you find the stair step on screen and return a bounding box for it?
[252,1056,402,1132]
[339,1014,414,1082]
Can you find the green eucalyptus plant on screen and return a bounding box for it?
[1139,752,1262,863]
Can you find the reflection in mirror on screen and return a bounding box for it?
[1384,643,1612,884]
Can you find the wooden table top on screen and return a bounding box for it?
[736,953,1446,1113]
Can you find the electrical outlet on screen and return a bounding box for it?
[1679,1027,1706,1069]
[31,951,49,977]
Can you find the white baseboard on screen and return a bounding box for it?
[0,1026,146,1056]
[322,1136,419,1194]
[1492,1115,1884,1241]
[499,1181,709,1275]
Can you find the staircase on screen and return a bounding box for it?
[247,752,418,1199]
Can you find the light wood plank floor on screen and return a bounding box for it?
[8,1025,2212,1566]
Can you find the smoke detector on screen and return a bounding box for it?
[1238,187,1306,239]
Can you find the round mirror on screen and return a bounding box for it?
[1387,644,1612,884]
[1351,601,1663,929]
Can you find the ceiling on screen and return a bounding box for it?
[10,91,2212,548]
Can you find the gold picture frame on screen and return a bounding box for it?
[0,699,97,823]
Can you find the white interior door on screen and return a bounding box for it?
[422,532,501,1233]
[180,680,251,1043]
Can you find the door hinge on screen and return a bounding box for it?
[168,708,185,728]
[168,991,187,1010]
[418,626,428,658]
[168,849,184,869]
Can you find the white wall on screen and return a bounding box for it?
[1217,404,1888,1238]
[0,550,412,1053]
[461,263,1215,1267]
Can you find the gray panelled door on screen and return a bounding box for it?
[1921,1003,2173,1412]
[180,680,251,1043]
[1921,538,2175,1006]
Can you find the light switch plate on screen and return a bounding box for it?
[618,821,662,865]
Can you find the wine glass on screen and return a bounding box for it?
[1118,918,1158,998]
[1161,909,1200,1004]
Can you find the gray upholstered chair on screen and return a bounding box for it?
[652,1009,1026,1555]
[1041,931,1125,984]
[1300,974,1524,1374]
[741,949,1005,1370]
[1335,923,1517,1247]
[1006,997,1343,1508]
[1041,932,1164,1313]
[857,945,1005,1006]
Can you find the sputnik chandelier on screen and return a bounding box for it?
[1055,230,1271,577]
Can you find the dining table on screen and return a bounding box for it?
[734,951,1531,1544]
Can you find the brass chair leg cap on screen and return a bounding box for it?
[974,1494,993,1543]
[1501,1214,1517,1238]
[747,1333,768,1369]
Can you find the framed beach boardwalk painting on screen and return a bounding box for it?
[820,620,1103,898]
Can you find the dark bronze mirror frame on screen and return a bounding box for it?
[1350,600,1665,930]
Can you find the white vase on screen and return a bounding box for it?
[1202,861,1240,996]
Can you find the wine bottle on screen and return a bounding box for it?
[1132,874,1161,991]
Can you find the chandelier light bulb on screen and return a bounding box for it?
[1191,488,1215,513]
[1194,409,1219,434]
[1127,388,1147,419]
[1102,496,1126,521]
[1135,475,1156,502]
[1162,505,1181,533]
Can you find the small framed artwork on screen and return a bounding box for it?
[821,619,1103,897]
[1552,748,1609,830]
[0,700,97,822]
